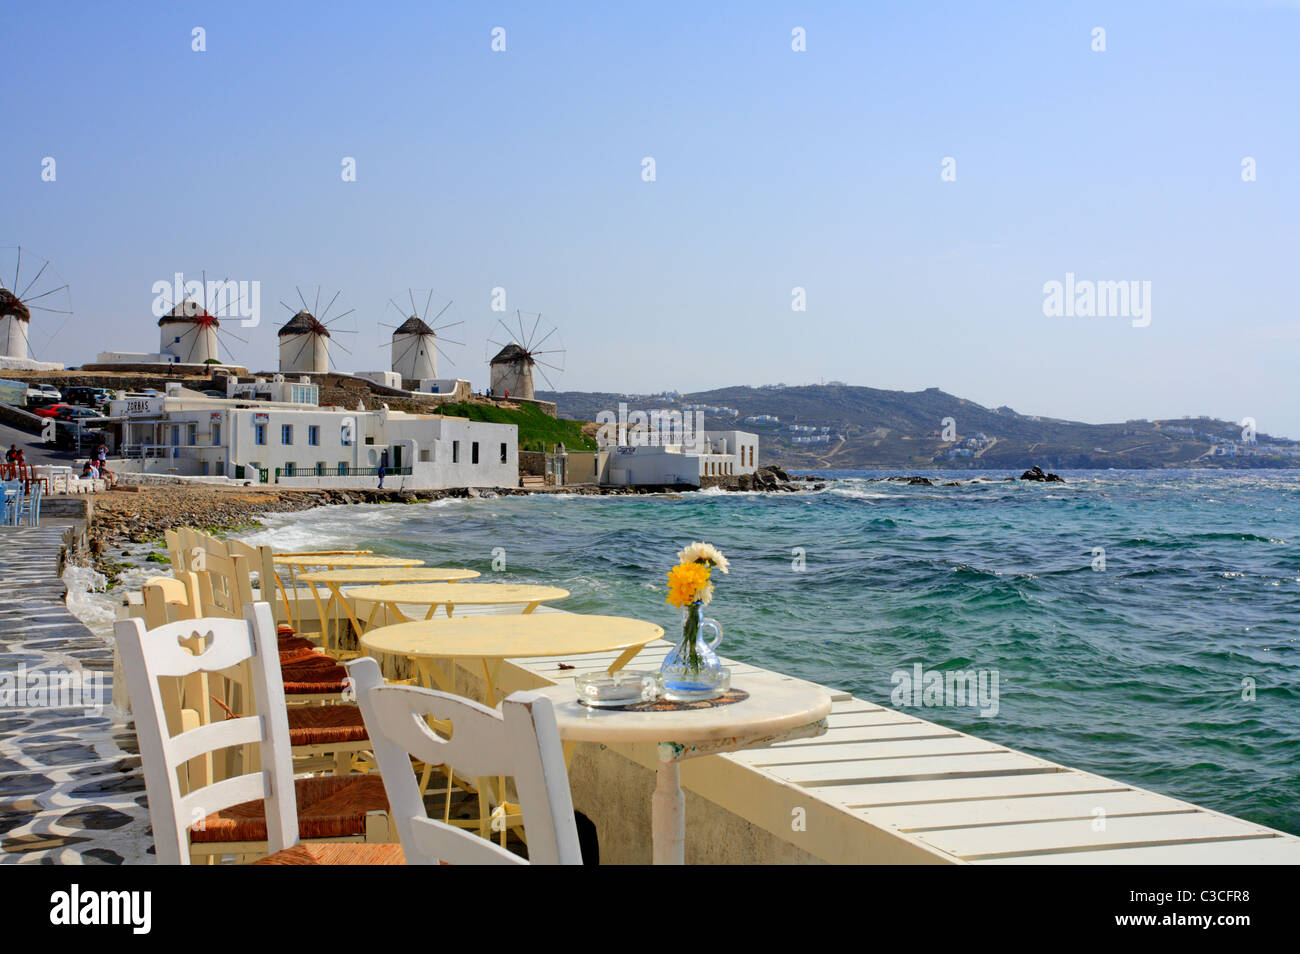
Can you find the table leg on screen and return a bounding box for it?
[652,759,686,865]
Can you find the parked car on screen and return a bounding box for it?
[56,406,101,423]
[34,402,74,419]
[25,384,62,406]
[65,386,112,407]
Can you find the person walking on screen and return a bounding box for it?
[377,449,388,489]
[5,444,17,463]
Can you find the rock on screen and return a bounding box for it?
[907,476,933,486]
[757,464,790,482]
[1019,466,1065,483]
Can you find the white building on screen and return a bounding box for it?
[107,377,517,490]
[597,429,758,486]
[158,299,220,364]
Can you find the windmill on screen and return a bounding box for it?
[380,289,463,384]
[485,310,566,400]
[154,271,251,365]
[277,287,356,374]
[0,246,73,362]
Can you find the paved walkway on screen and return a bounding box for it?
[0,523,149,864]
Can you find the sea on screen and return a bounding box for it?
[74,468,1300,835]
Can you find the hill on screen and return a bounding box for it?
[537,384,1300,470]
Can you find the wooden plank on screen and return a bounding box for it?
[741,736,1005,766]
[802,770,1128,807]
[768,751,1057,786]
[859,789,1186,831]
[915,811,1279,860]
[825,711,922,728]
[975,836,1300,865]
[770,723,961,746]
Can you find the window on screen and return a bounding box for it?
[211,423,221,446]
[281,424,294,445]
[284,462,296,476]
[254,423,267,445]
[471,441,479,464]
[200,461,209,476]
[337,462,349,475]
[500,443,508,463]
[187,424,197,446]
[315,461,325,476]
[452,440,460,464]
[215,460,225,476]
[308,425,320,446]
[419,449,431,462]
[170,425,180,446]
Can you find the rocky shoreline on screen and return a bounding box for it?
[85,465,820,573]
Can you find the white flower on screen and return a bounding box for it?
[677,541,729,574]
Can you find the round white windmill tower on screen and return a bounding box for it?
[0,247,73,366]
[158,298,220,364]
[392,315,438,381]
[278,309,330,373]
[0,289,31,360]
[489,343,535,400]
[486,310,566,401]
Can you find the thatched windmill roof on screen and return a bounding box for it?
[0,288,31,323]
[490,342,532,365]
[395,315,435,336]
[158,298,218,327]
[278,309,331,338]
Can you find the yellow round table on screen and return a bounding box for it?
[345,582,569,631]
[361,613,663,705]
[273,555,425,630]
[298,568,484,638]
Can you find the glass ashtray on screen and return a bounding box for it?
[575,670,660,707]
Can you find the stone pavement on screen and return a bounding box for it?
[0,523,150,864]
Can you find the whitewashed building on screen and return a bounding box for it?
[597,429,759,486]
[107,377,517,489]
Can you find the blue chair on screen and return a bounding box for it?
[15,483,40,526]
[0,480,21,526]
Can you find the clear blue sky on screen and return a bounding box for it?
[5,1,1298,436]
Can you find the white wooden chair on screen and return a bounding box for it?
[347,656,583,865]
[116,602,392,864]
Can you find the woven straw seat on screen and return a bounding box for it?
[279,645,326,664]
[252,842,406,865]
[191,774,389,844]
[280,651,349,694]
[277,624,317,653]
[287,704,369,746]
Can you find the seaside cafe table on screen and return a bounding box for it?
[272,554,424,631]
[536,680,832,864]
[361,613,665,837]
[343,582,571,633]
[297,569,485,644]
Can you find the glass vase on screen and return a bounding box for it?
[659,601,728,701]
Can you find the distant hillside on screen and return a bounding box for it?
[537,384,1300,470]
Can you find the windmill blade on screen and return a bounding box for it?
[322,308,355,329]
[217,327,249,345]
[528,326,558,352]
[17,261,49,300]
[330,337,353,356]
[26,304,74,315]
[527,312,542,351]
[422,289,434,321]
[21,283,70,304]
[14,246,20,293]
[433,342,457,367]
[534,358,565,373]
[408,289,418,318]
[313,286,321,317]
[279,299,299,314]
[430,316,461,334]
[435,334,464,347]
[318,289,342,323]
[296,287,311,313]
[429,300,454,324]
[534,363,560,392]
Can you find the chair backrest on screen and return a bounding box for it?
[115,602,296,865]
[225,539,284,619]
[347,656,581,865]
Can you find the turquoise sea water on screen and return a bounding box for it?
[242,469,1300,835]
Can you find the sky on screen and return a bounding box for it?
[5,1,1299,436]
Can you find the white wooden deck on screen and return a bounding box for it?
[415,602,1300,864]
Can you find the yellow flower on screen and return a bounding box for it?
[666,561,711,608]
